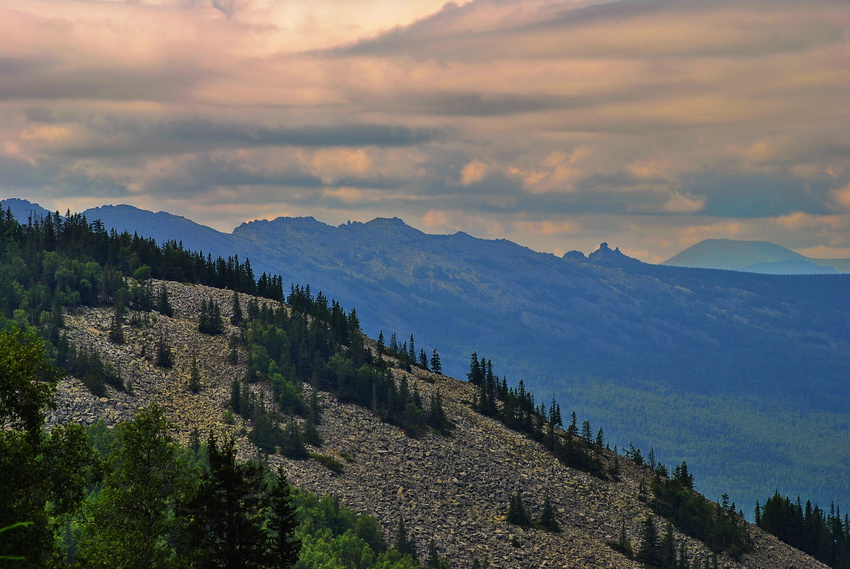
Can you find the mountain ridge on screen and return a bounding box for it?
[5,198,850,517]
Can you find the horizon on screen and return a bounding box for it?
[2,0,849,263]
[6,194,850,264]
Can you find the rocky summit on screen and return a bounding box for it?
[51,280,827,569]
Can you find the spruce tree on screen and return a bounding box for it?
[507,490,532,527]
[268,466,301,569]
[231,291,243,326]
[158,284,173,317]
[188,353,201,393]
[430,349,442,374]
[109,288,127,344]
[155,331,173,369]
[539,495,560,532]
[637,515,662,567]
[395,516,417,559]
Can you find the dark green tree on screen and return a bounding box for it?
[157,284,173,317]
[155,330,174,368]
[507,490,532,527]
[637,515,663,567]
[268,467,301,569]
[395,516,417,560]
[539,495,560,532]
[180,433,271,569]
[189,352,202,393]
[231,291,243,326]
[429,349,442,374]
[109,287,127,344]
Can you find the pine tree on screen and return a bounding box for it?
[280,420,308,459]
[155,330,173,368]
[661,521,676,569]
[430,349,442,374]
[616,520,633,558]
[157,284,173,317]
[638,515,662,567]
[188,353,201,393]
[231,291,243,326]
[395,516,417,559]
[539,495,560,532]
[109,288,127,344]
[179,433,271,568]
[507,490,532,527]
[268,466,301,569]
[418,348,429,369]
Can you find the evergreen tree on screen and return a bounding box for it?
[189,353,202,393]
[419,348,429,369]
[661,521,676,569]
[430,349,442,374]
[539,495,560,532]
[507,490,532,527]
[615,520,634,558]
[637,515,663,567]
[280,420,308,459]
[155,330,174,368]
[109,287,127,344]
[231,290,243,326]
[268,466,301,569]
[180,433,272,569]
[157,284,173,317]
[395,516,417,559]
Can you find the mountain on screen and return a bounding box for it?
[6,200,850,517]
[1,197,52,223]
[48,278,828,569]
[663,238,849,274]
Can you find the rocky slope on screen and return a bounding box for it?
[51,280,827,569]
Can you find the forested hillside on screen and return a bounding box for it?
[0,207,831,568]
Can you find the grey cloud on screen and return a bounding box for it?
[0,63,207,102]
[333,0,844,62]
[56,119,449,158]
[693,174,836,218]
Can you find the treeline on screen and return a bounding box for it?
[465,351,752,562]
[757,492,850,568]
[466,352,606,477]
[226,284,452,458]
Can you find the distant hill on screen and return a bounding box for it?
[663,238,849,274]
[6,199,850,516]
[1,197,52,223]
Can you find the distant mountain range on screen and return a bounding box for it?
[664,238,850,274]
[5,197,850,515]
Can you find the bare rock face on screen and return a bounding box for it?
[51,280,828,569]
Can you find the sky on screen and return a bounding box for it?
[2,0,849,262]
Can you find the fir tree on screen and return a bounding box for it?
[507,490,532,527]
[539,495,560,532]
[188,353,201,393]
[430,349,442,374]
[637,515,662,567]
[155,331,173,369]
[268,466,301,569]
[157,284,173,317]
[109,288,127,344]
[395,516,417,559]
[230,291,243,326]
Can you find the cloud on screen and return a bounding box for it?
[1,0,849,261]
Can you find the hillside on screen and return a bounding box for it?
[50,279,826,569]
[6,200,850,517]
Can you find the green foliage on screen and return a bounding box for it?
[650,473,752,560]
[199,296,225,335]
[506,491,532,527]
[757,492,850,568]
[75,404,189,569]
[538,496,560,533]
[155,330,174,368]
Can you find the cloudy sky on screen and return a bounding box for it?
[2,0,849,261]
